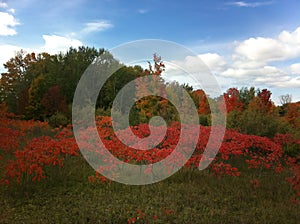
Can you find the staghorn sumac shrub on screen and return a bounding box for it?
[1,126,78,185]
[1,115,299,205]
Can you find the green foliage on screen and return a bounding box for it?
[199,114,210,126]
[282,143,300,157]
[225,110,242,130]
[48,112,69,127]
[60,47,106,104]
[239,86,256,108]
[0,47,112,121]
[239,109,280,138]
[97,65,142,110]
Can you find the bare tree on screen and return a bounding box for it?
[279,94,292,105]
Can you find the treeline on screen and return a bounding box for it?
[0,46,299,138]
[0,47,143,126]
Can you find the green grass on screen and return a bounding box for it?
[0,155,299,224]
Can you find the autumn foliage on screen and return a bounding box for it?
[0,49,300,209]
[0,111,299,204]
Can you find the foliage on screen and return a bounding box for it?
[48,112,70,128]
[1,48,299,138]
[1,47,300,223]
[0,115,299,204]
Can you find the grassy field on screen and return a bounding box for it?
[1,155,299,224]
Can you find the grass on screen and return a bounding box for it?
[0,155,299,224]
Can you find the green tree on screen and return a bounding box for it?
[239,89,280,137]
[239,86,256,109]
[60,46,105,103]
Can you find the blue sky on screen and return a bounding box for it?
[0,0,300,103]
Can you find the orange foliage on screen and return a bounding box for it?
[223,88,244,113]
[192,89,210,114]
[284,102,300,127]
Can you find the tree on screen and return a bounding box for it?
[257,89,273,113]
[284,102,300,129]
[60,46,105,104]
[135,54,167,123]
[192,89,210,115]
[223,88,244,113]
[280,94,292,106]
[239,87,255,108]
[0,51,37,112]
[239,89,279,137]
[41,85,68,117]
[16,87,30,116]
[27,75,49,120]
[218,88,244,130]
[97,65,143,111]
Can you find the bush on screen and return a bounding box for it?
[48,112,69,127]
[239,110,279,138]
[282,143,300,157]
[199,114,210,126]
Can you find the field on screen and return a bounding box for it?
[0,114,299,224]
[1,165,299,223]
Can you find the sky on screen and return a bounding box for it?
[0,0,300,104]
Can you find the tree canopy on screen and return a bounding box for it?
[0,47,299,138]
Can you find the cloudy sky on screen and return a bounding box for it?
[0,0,299,103]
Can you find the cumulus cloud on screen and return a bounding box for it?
[0,1,18,36]
[235,27,300,62]
[81,21,113,34]
[166,53,226,76]
[162,54,226,96]
[222,65,284,79]
[198,53,227,72]
[290,63,300,74]
[41,35,83,54]
[0,45,23,69]
[215,26,300,89]
[7,8,15,14]
[0,1,8,8]
[255,75,300,88]
[0,34,83,72]
[0,11,19,36]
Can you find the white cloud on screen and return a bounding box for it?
[0,11,19,36]
[7,8,15,14]
[290,63,300,74]
[0,45,24,71]
[255,75,300,88]
[166,53,226,75]
[0,34,83,72]
[81,21,113,34]
[231,60,265,69]
[216,26,300,90]
[222,65,284,79]
[41,35,83,54]
[162,54,227,96]
[227,1,273,8]
[198,53,227,72]
[0,1,8,8]
[235,27,300,62]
